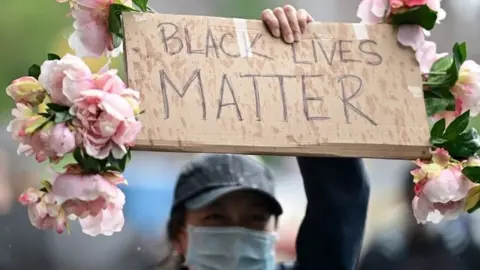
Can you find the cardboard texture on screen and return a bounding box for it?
[123,12,430,159]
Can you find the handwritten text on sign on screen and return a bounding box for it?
[123,13,430,159]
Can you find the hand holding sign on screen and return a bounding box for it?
[261,6,314,44]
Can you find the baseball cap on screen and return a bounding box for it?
[171,154,283,216]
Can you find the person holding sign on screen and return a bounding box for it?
[155,6,369,270]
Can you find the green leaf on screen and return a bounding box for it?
[47,103,70,112]
[107,153,130,172]
[38,112,51,118]
[83,155,102,174]
[108,4,135,41]
[132,0,148,11]
[431,137,448,145]
[112,34,123,49]
[462,167,480,184]
[424,97,451,116]
[40,180,52,191]
[425,56,458,88]
[444,110,470,140]
[47,53,61,61]
[423,87,455,116]
[430,118,446,138]
[437,128,480,158]
[28,64,41,79]
[73,148,84,165]
[465,186,480,213]
[54,111,74,123]
[390,5,438,30]
[453,42,467,69]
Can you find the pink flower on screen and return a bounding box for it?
[6,77,46,106]
[5,103,70,161]
[422,166,472,203]
[19,189,68,233]
[412,194,464,224]
[18,188,46,205]
[390,0,428,9]
[410,149,474,224]
[67,0,132,58]
[452,60,480,117]
[51,168,123,203]
[357,0,390,24]
[7,103,36,141]
[397,25,425,50]
[93,70,141,114]
[38,54,94,106]
[402,0,428,6]
[18,123,77,162]
[70,85,141,159]
[415,41,448,74]
[51,167,127,236]
[78,190,125,236]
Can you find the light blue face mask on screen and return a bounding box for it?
[184,226,278,270]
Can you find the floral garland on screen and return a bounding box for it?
[358,0,480,224]
[6,0,479,236]
[6,0,147,236]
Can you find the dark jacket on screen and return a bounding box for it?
[276,157,370,270]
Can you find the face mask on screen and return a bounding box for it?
[184,226,278,270]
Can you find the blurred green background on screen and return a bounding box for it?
[0,1,125,118]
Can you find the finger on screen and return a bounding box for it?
[283,5,301,42]
[261,9,280,37]
[297,9,309,33]
[273,7,294,43]
[307,13,314,23]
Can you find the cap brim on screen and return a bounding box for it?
[184,186,283,216]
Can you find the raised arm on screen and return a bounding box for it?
[294,157,370,270]
[258,7,370,269]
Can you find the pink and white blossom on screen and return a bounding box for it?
[411,149,475,224]
[13,121,78,162]
[38,54,94,106]
[397,25,426,51]
[66,0,133,58]
[412,194,464,224]
[51,166,127,236]
[357,0,390,24]
[452,60,480,117]
[78,190,125,236]
[415,40,448,74]
[18,188,68,233]
[70,79,141,159]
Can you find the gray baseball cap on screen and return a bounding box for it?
[171,154,283,216]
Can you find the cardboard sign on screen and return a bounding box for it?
[123,12,430,159]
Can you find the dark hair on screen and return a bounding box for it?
[155,205,186,270]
